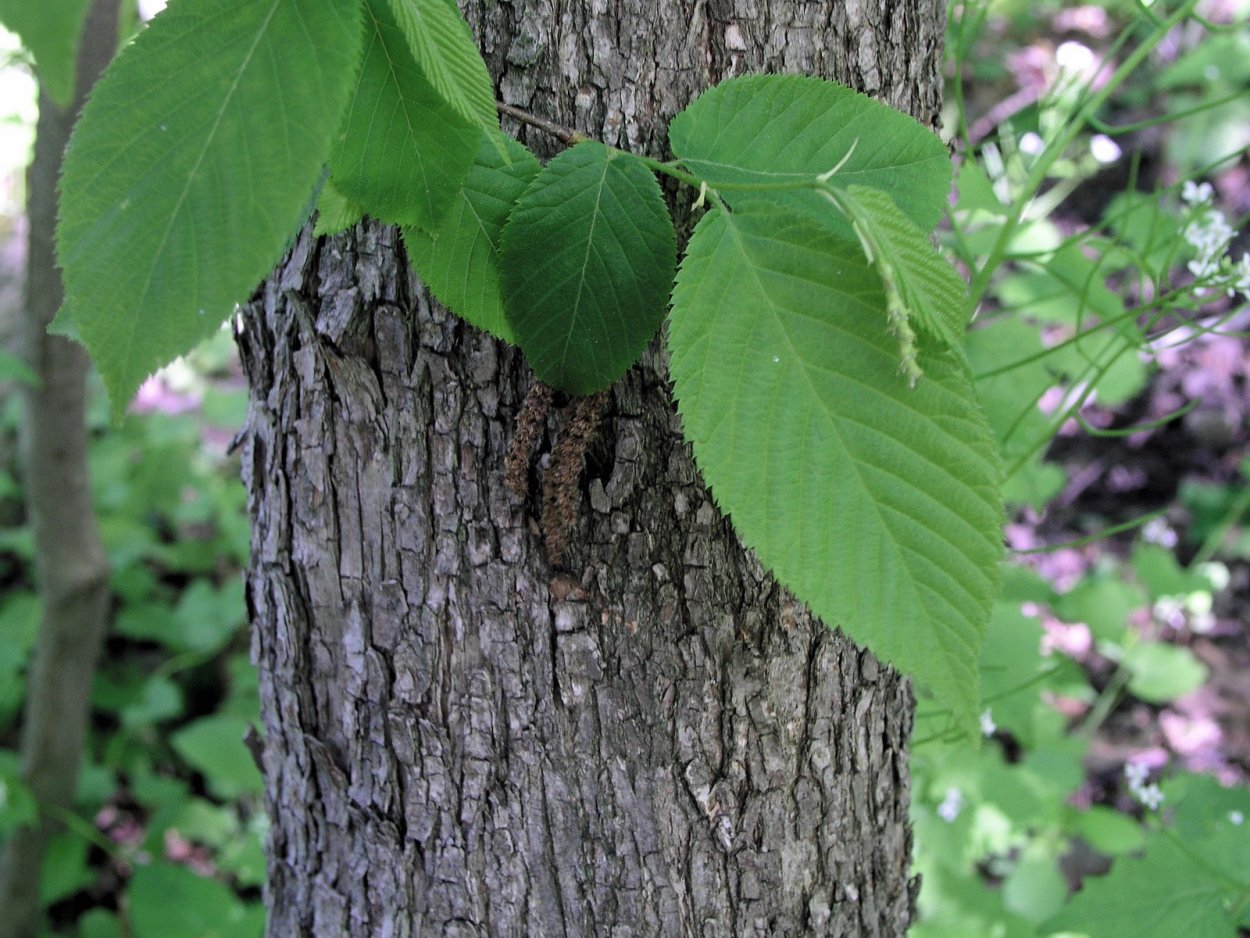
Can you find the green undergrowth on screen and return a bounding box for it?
[909,0,1250,933]
[0,331,263,938]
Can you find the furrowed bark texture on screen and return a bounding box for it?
[0,5,118,937]
[239,1,945,934]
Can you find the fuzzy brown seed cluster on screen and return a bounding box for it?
[505,382,609,565]
[542,390,609,565]
[505,381,555,497]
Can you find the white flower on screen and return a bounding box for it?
[1090,134,1121,164]
[1229,811,1245,826]
[1125,761,1165,810]
[980,708,997,737]
[937,787,965,823]
[1019,132,1045,156]
[1142,517,1177,548]
[1153,596,1185,629]
[1182,195,1240,296]
[1136,784,1165,811]
[1056,41,1095,73]
[1234,253,1250,301]
[1182,180,1214,206]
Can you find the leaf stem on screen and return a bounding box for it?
[629,153,703,188]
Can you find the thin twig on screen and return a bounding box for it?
[496,101,583,145]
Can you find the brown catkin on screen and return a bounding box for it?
[505,380,555,497]
[542,390,609,564]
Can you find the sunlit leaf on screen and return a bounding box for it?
[669,206,1002,732]
[669,74,952,234]
[57,0,362,414]
[1044,832,1238,938]
[331,0,479,229]
[385,0,496,130]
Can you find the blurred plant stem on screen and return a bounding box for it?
[0,2,119,935]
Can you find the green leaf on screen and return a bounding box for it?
[385,0,496,130]
[78,909,123,938]
[0,0,92,107]
[129,863,262,938]
[172,579,246,655]
[967,317,1061,508]
[830,184,972,350]
[1054,575,1146,644]
[669,74,952,233]
[331,0,479,228]
[1122,641,1208,704]
[1044,832,1238,938]
[313,178,365,237]
[0,348,39,386]
[120,674,185,728]
[170,715,263,799]
[501,141,676,393]
[403,130,540,343]
[39,832,91,905]
[0,751,38,837]
[669,207,1002,732]
[1070,806,1146,856]
[57,0,363,415]
[1001,844,1067,924]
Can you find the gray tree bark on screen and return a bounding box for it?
[238,1,946,934]
[0,4,118,937]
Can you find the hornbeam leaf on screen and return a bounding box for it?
[57,0,362,415]
[668,206,1003,732]
[403,131,540,343]
[331,0,479,229]
[830,184,972,351]
[669,74,952,234]
[500,141,675,394]
[314,179,365,238]
[386,0,496,131]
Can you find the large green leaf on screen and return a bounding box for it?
[57,0,362,415]
[0,0,92,107]
[500,141,675,393]
[669,74,952,234]
[403,131,540,343]
[331,0,479,229]
[386,0,496,131]
[668,207,1002,730]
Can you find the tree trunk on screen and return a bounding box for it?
[238,1,946,934]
